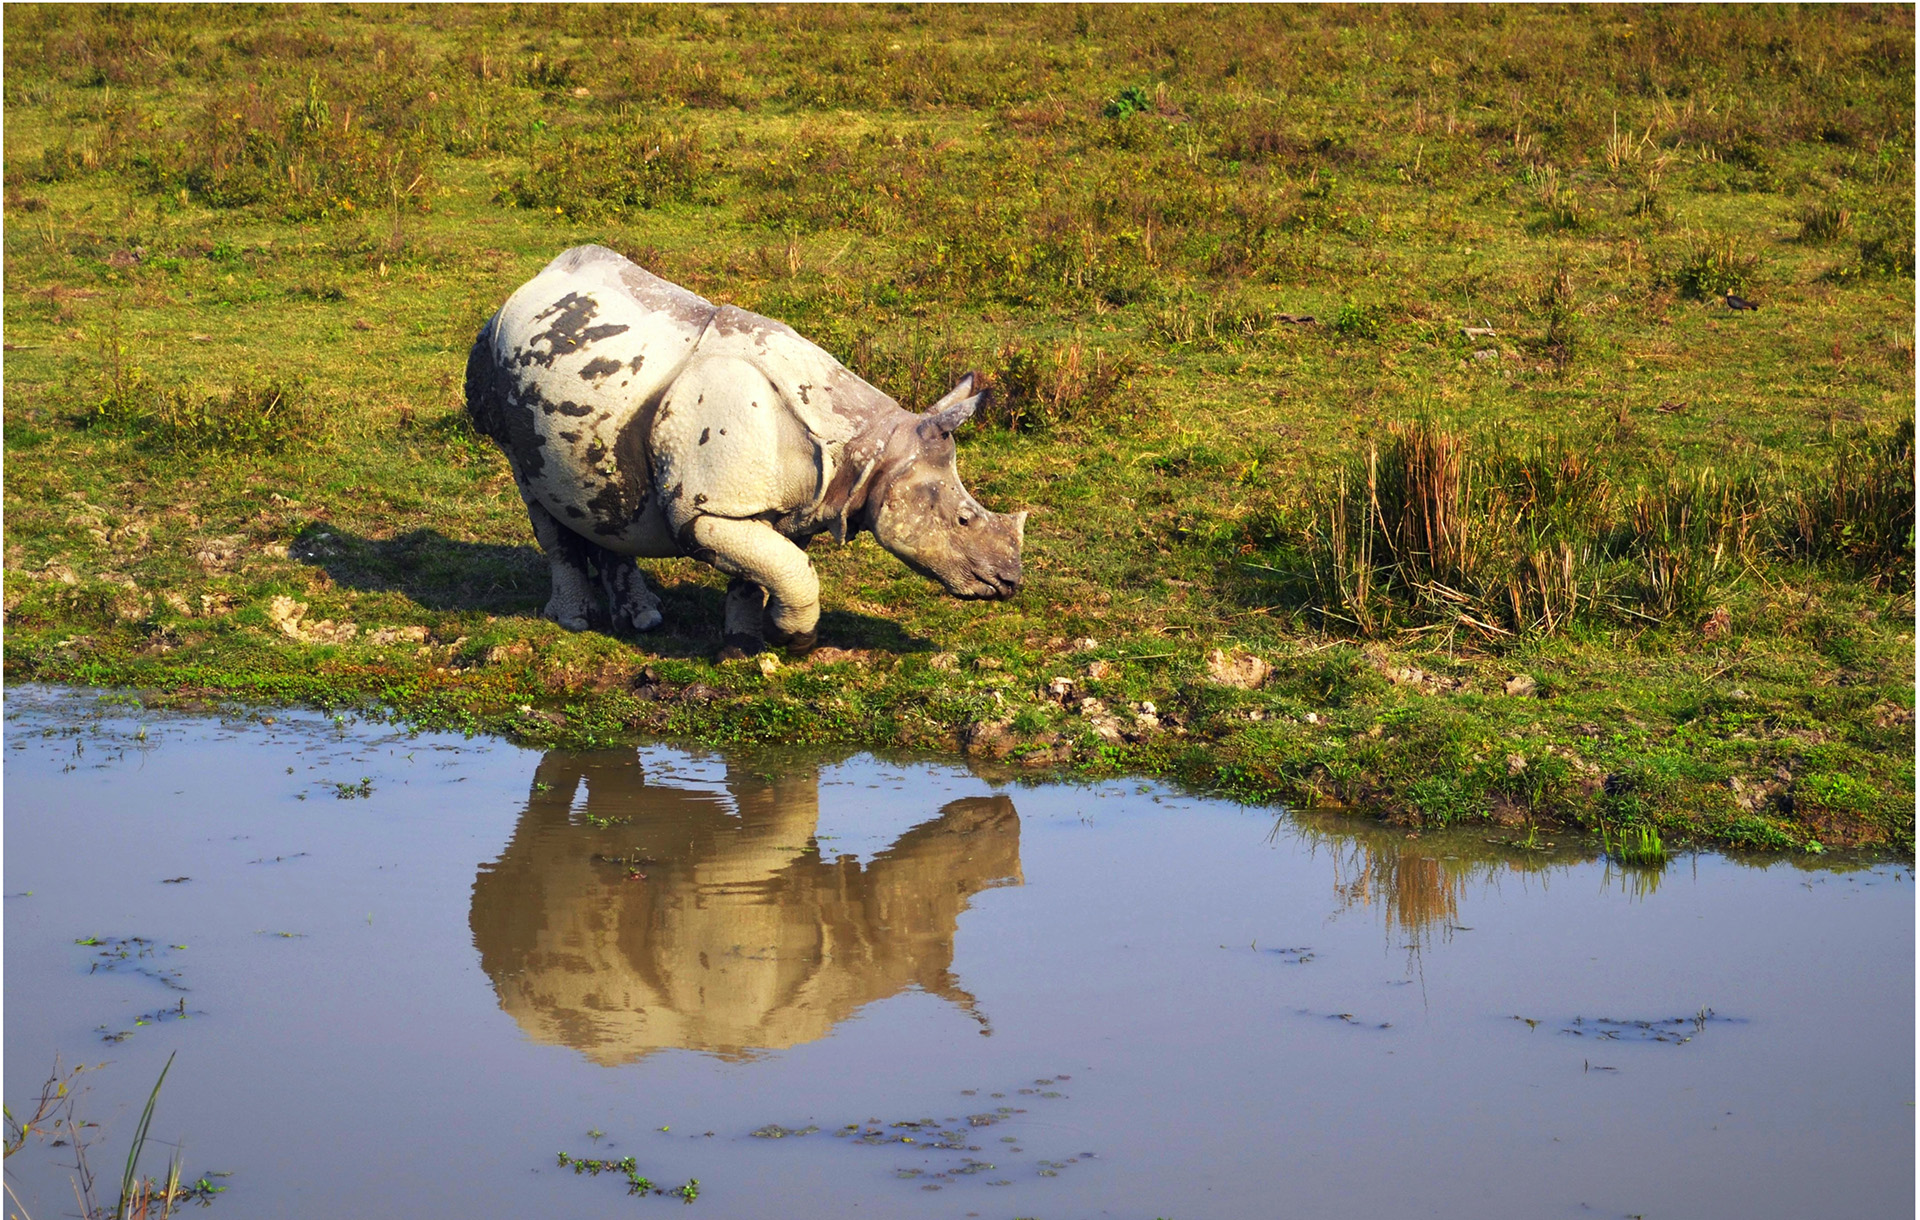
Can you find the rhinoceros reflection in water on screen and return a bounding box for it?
[470,750,1022,1065]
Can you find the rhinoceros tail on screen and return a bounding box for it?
[464,312,510,449]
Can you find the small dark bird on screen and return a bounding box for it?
[1725,292,1759,311]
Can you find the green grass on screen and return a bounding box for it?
[1606,821,1670,868]
[3,4,1912,853]
[5,1052,228,1219]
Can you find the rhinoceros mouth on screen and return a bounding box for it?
[891,549,1015,600]
[953,569,1020,600]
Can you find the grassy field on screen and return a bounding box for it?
[3,4,1913,853]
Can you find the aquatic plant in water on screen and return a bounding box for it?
[1605,822,1668,867]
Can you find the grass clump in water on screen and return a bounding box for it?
[4,1051,228,1220]
[555,1150,653,1195]
[1606,822,1669,868]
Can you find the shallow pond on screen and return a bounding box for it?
[4,686,1912,1219]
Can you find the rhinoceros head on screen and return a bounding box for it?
[865,375,1025,600]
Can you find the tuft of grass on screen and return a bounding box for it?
[1778,420,1916,588]
[1795,202,1855,244]
[494,121,707,220]
[1278,425,1860,637]
[90,373,315,454]
[1298,421,1582,638]
[1527,256,1581,369]
[116,1051,175,1220]
[984,337,1137,433]
[1606,822,1668,868]
[1618,470,1765,621]
[1329,301,1386,340]
[1144,292,1276,352]
[1102,84,1155,120]
[1660,229,1762,300]
[1527,164,1584,231]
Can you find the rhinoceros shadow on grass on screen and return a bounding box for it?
[287,522,936,658]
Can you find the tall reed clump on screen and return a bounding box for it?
[1300,422,1609,638]
[1777,419,1915,588]
[1618,468,1767,621]
[1287,423,1796,639]
[1795,200,1855,244]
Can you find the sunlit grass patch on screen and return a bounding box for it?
[1659,229,1763,302]
[1258,422,1898,640]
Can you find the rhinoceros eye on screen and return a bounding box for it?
[957,510,975,527]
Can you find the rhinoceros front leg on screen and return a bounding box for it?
[688,516,820,659]
[516,481,600,632]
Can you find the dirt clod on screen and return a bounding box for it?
[1206,649,1270,689]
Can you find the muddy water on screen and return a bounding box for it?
[4,687,1911,1220]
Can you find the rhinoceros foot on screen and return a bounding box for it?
[543,581,599,633]
[718,632,765,662]
[602,563,664,635]
[767,627,818,657]
[623,606,664,633]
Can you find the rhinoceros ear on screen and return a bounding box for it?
[927,373,977,414]
[917,373,987,440]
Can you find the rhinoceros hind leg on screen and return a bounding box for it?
[517,481,600,632]
[718,577,767,659]
[593,549,664,635]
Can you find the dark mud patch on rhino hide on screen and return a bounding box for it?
[518,293,630,370]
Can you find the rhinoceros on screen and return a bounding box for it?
[465,245,1025,657]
